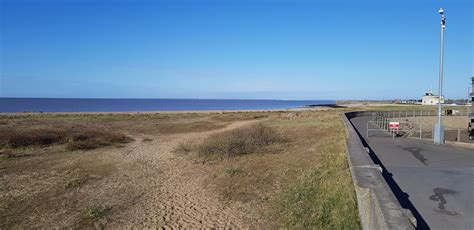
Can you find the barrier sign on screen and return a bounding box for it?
[389,122,400,129]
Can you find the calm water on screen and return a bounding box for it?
[0,98,334,112]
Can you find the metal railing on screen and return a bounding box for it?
[367,110,471,142]
[374,109,469,119]
[367,117,424,139]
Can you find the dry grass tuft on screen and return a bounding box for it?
[175,142,194,154]
[84,206,111,219]
[224,168,243,176]
[65,173,93,189]
[198,123,284,157]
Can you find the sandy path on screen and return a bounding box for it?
[106,120,262,228]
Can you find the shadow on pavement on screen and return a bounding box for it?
[349,117,430,230]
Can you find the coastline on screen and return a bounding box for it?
[0,98,335,114]
[0,107,332,115]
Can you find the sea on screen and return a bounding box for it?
[0,98,334,113]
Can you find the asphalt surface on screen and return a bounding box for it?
[351,116,474,230]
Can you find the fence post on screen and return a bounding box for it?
[421,110,423,117]
[367,122,369,139]
[457,129,461,142]
[420,123,423,139]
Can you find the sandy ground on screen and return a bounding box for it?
[103,120,263,228]
[1,119,269,228]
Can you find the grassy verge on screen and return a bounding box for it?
[274,146,359,228]
[270,111,360,228]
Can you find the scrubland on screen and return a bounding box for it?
[0,110,359,228]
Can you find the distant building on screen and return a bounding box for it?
[468,77,473,138]
[470,77,474,108]
[421,91,444,105]
[396,99,420,104]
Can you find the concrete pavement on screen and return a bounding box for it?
[350,116,474,230]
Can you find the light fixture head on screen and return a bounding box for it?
[438,8,444,15]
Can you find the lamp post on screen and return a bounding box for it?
[434,8,446,145]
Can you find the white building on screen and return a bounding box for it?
[421,91,444,105]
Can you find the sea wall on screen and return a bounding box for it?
[342,111,416,230]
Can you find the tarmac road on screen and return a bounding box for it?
[350,116,474,230]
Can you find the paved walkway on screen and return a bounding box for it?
[351,116,474,230]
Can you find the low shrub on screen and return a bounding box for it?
[198,123,284,157]
[0,129,66,148]
[0,128,133,151]
[66,130,133,150]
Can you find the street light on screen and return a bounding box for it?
[434,8,446,145]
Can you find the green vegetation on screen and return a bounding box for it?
[275,152,360,229]
[224,168,243,176]
[84,206,111,219]
[270,111,360,229]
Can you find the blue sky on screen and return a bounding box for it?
[1,0,472,100]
